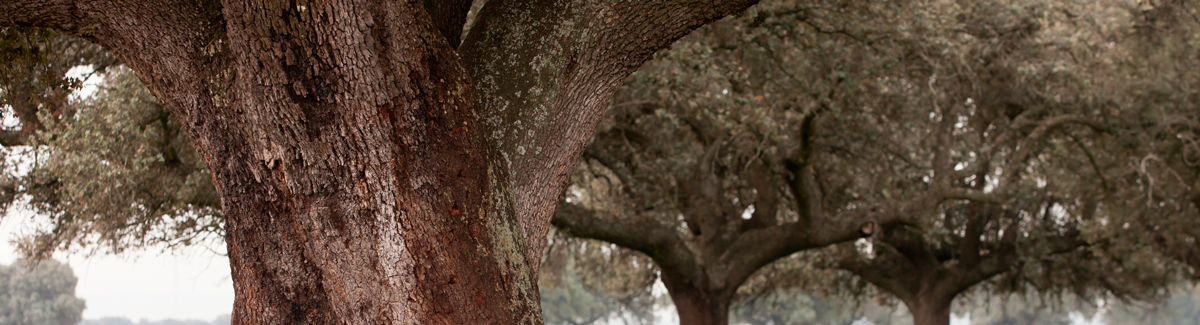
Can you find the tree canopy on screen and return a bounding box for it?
[551,0,1200,324]
[0,259,86,325]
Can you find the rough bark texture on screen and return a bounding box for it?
[1,0,762,323]
[460,0,764,271]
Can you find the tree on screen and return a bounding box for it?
[539,265,628,325]
[728,288,867,325]
[1,0,766,323]
[962,293,1077,325]
[0,259,86,325]
[553,0,1197,324]
[549,3,896,323]
[539,231,658,325]
[17,65,221,259]
[0,27,117,216]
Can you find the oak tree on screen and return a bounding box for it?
[1,0,763,323]
[552,1,1198,325]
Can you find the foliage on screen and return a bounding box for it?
[0,27,116,213]
[0,28,219,261]
[729,288,873,325]
[17,66,221,260]
[540,230,657,325]
[961,292,1078,325]
[1104,284,1200,325]
[557,0,1198,322]
[0,259,85,325]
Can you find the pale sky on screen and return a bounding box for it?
[0,67,235,322]
[0,210,235,321]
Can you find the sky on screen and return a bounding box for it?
[0,66,235,322]
[0,210,235,321]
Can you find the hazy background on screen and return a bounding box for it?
[0,209,234,321]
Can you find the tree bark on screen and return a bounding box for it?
[904,296,953,325]
[197,2,540,323]
[1,0,764,323]
[661,273,734,325]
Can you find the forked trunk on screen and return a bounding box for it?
[205,2,539,324]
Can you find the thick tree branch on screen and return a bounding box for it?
[838,246,919,302]
[678,143,741,241]
[0,1,93,31]
[879,225,941,274]
[958,203,987,268]
[0,129,25,146]
[460,0,760,265]
[719,207,904,289]
[551,202,701,280]
[582,130,640,186]
[784,112,822,226]
[952,227,1084,294]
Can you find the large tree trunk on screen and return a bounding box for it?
[2,0,762,323]
[904,296,953,325]
[210,2,540,323]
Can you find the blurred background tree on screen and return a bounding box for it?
[539,230,659,325]
[1103,284,1200,325]
[550,0,1199,324]
[0,259,85,325]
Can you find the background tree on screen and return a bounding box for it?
[538,231,658,325]
[554,0,1198,324]
[960,293,1079,325]
[0,259,86,325]
[549,2,898,323]
[78,315,232,325]
[1104,284,1200,325]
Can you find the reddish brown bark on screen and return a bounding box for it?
[0,0,763,323]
